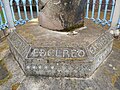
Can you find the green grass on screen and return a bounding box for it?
[0,11,5,24]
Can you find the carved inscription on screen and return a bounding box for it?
[27,47,87,59]
[87,31,113,56]
[94,42,112,65]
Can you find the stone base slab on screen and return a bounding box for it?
[7,25,113,78]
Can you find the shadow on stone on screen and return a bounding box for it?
[0,59,12,85]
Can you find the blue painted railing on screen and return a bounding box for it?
[0,0,8,30]
[0,0,38,30]
[85,0,120,27]
[0,0,120,30]
[10,0,39,26]
[117,18,120,28]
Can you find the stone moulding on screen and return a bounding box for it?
[7,31,30,73]
[7,31,113,78]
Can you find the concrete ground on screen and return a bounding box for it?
[0,19,120,90]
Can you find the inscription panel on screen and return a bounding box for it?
[87,31,113,56]
[92,41,113,70]
[27,47,88,61]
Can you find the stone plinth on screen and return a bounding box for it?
[39,0,87,31]
[7,19,113,78]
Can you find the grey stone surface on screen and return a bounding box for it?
[7,31,30,73]
[0,52,25,90]
[39,0,86,30]
[8,31,30,57]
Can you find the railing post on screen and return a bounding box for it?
[111,0,120,27]
[29,0,33,19]
[95,0,102,23]
[85,0,90,18]
[2,0,15,32]
[0,0,7,27]
[102,0,109,26]
[10,0,17,22]
[35,0,39,17]
[15,0,22,20]
[110,0,120,37]
[108,0,115,23]
[91,0,96,21]
[22,0,29,21]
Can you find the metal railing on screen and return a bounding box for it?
[0,0,120,30]
[0,0,38,30]
[85,0,119,26]
[10,0,38,25]
[0,0,8,30]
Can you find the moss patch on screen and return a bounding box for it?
[0,72,12,85]
[111,74,120,86]
[110,67,120,86]
[0,59,12,85]
[12,83,20,90]
[0,11,5,23]
[57,22,84,32]
[0,39,9,53]
[113,38,120,50]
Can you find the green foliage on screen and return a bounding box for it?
[0,11,5,23]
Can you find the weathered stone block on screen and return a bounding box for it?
[39,0,87,31]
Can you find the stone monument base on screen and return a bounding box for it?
[7,19,113,78]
